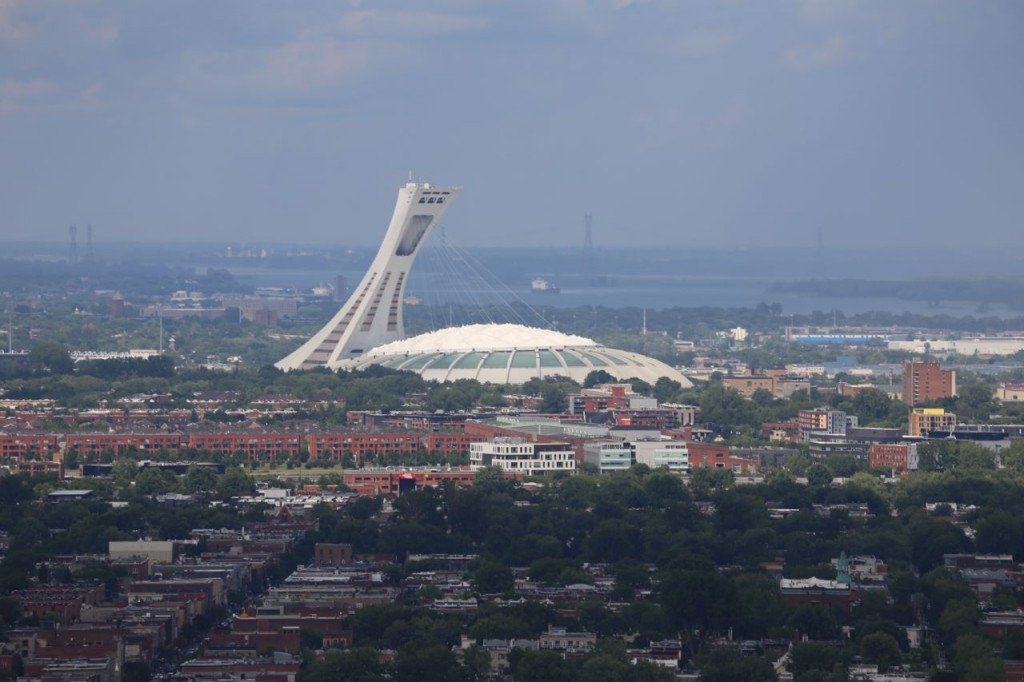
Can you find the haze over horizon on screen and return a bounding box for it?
[2,1,1021,250]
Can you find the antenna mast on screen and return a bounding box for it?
[68,225,78,264]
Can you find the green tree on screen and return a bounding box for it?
[134,467,178,496]
[955,381,995,420]
[182,466,218,494]
[539,384,568,414]
[787,604,840,641]
[111,458,139,498]
[805,464,833,487]
[859,633,901,672]
[28,341,74,374]
[471,559,515,595]
[584,370,615,389]
[303,647,386,682]
[953,633,1000,680]
[513,649,575,682]
[698,648,777,682]
[1001,439,1024,475]
[789,643,848,679]
[699,384,756,436]
[653,377,683,403]
[216,467,255,500]
[462,644,492,682]
[395,644,459,682]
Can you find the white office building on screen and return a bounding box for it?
[634,440,690,473]
[583,441,635,473]
[470,438,576,477]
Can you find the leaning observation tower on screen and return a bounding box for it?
[275,182,461,371]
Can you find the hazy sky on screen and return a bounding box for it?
[1,0,1021,249]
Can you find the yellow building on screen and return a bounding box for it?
[908,408,956,437]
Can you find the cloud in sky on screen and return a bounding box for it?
[0,0,29,45]
[795,0,858,23]
[0,0,1021,252]
[180,36,372,98]
[783,35,849,69]
[0,78,53,113]
[337,9,490,37]
[673,30,736,56]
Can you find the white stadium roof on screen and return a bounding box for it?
[337,323,692,386]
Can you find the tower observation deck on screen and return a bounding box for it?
[276,182,461,371]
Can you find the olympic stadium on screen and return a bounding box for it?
[276,182,691,388]
[335,323,690,385]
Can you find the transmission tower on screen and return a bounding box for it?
[68,225,78,264]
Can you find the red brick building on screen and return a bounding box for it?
[66,433,182,459]
[16,460,64,477]
[314,543,353,566]
[0,434,60,460]
[901,361,956,406]
[187,433,301,461]
[306,433,421,462]
[868,443,917,474]
[779,577,855,614]
[343,469,478,496]
[424,433,485,454]
[12,585,104,624]
[687,442,758,474]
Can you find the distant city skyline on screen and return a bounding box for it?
[1,1,1022,250]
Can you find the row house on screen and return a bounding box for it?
[22,657,118,682]
[306,433,421,462]
[206,628,301,658]
[16,460,64,477]
[189,391,244,409]
[180,657,301,682]
[346,410,477,431]
[539,625,597,653]
[66,433,183,459]
[424,433,486,454]
[0,434,60,460]
[126,577,225,609]
[230,611,352,650]
[29,625,122,663]
[186,433,302,461]
[12,584,105,624]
